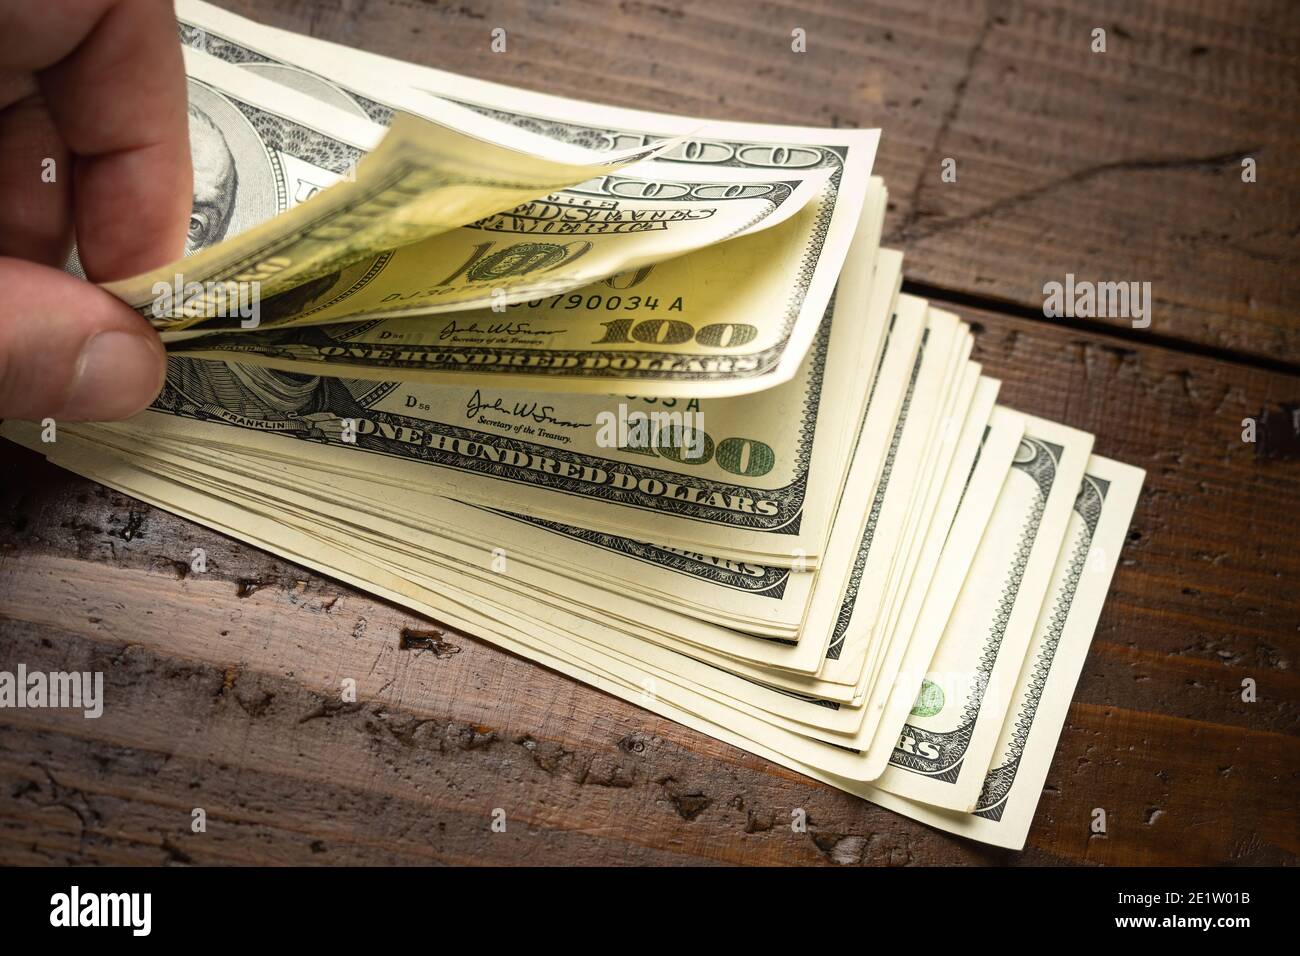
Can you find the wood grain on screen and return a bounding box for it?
[0,0,1295,867]
[1,297,1295,865]
[213,0,1300,364]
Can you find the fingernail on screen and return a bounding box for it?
[61,330,166,421]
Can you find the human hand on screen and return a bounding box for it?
[0,0,191,421]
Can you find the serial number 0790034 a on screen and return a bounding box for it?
[512,293,686,313]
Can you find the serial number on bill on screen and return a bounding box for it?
[511,294,685,312]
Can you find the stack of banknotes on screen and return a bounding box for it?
[1,0,1145,850]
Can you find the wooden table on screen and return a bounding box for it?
[1,0,1296,866]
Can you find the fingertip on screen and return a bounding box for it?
[73,140,193,281]
[37,0,193,282]
[0,258,166,422]
[58,326,167,421]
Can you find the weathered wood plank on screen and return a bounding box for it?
[1,295,1295,865]
[214,0,1300,362]
[0,563,1026,866]
[0,0,1296,866]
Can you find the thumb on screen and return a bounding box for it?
[0,257,166,421]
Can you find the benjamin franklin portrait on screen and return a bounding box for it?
[187,104,239,254]
[182,79,287,248]
[163,357,391,423]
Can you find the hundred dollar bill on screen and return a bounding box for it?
[167,408,1105,795]
[749,362,990,732]
[505,385,1017,753]
[853,362,982,700]
[149,50,832,369]
[89,195,891,566]
[32,421,819,655]
[673,393,1018,738]
[846,407,1026,743]
[0,425,1138,848]
[37,357,950,731]
[29,249,893,662]
[357,443,1119,791]
[817,402,1025,738]
[112,50,688,333]
[27,422,970,798]
[484,379,1021,779]
[99,286,860,566]
[858,456,1144,848]
[372,381,1017,749]
[14,415,968,771]
[869,417,1094,808]
[54,417,815,640]
[56,300,913,676]
[106,319,987,749]
[818,315,974,689]
[173,0,878,395]
[669,299,961,687]
[41,277,902,664]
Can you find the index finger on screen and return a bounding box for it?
[1,0,192,281]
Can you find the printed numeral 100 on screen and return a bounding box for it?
[594,318,758,348]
